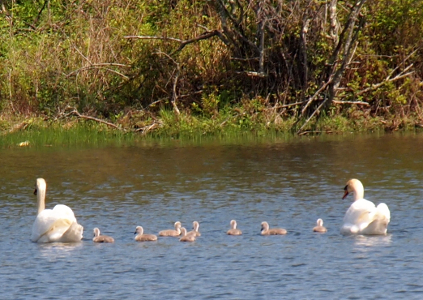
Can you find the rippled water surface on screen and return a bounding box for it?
[1,133,423,299]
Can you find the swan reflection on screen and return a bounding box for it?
[353,234,392,248]
[38,242,83,260]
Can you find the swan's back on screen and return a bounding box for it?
[31,205,82,243]
[313,219,327,233]
[134,226,158,242]
[227,220,242,235]
[159,221,182,237]
[261,221,287,235]
[93,228,115,243]
[179,227,196,242]
[341,199,390,235]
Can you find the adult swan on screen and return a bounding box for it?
[31,178,84,243]
[341,179,390,235]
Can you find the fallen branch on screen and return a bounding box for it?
[66,107,124,131]
[135,121,162,135]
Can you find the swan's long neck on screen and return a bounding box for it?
[36,179,47,215]
[352,183,364,201]
[138,227,144,235]
[193,221,199,231]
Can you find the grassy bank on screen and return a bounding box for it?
[1,104,422,149]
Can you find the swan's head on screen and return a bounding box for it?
[316,219,324,226]
[180,227,187,236]
[174,221,182,229]
[134,226,143,235]
[261,221,269,232]
[34,178,47,195]
[230,220,237,229]
[343,178,364,200]
[93,227,100,237]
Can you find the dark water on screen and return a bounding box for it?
[1,133,423,299]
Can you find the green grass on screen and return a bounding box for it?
[0,119,134,149]
[1,107,421,149]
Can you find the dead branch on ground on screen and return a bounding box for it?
[64,107,124,131]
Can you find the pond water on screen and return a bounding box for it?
[1,133,423,299]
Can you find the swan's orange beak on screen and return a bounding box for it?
[342,185,349,199]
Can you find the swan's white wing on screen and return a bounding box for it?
[341,199,390,235]
[341,199,377,234]
[361,203,390,235]
[31,205,81,243]
[52,204,77,223]
[58,222,84,242]
[376,203,390,221]
[39,219,74,242]
[31,209,58,242]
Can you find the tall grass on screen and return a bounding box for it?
[0,0,422,135]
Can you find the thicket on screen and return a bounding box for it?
[0,0,422,134]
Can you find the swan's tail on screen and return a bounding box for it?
[376,203,391,222]
[59,222,84,242]
[364,203,390,235]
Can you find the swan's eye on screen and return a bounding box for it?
[34,188,38,195]
[343,185,348,191]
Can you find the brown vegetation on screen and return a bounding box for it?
[0,0,422,135]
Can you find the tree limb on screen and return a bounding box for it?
[332,100,370,106]
[66,107,124,131]
[124,30,223,55]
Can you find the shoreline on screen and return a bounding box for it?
[1,109,422,148]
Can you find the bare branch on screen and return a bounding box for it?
[66,107,124,131]
[125,30,223,55]
[301,79,333,116]
[124,35,183,43]
[332,100,370,106]
[298,96,331,134]
[171,30,222,54]
[73,45,92,64]
[135,120,162,135]
[66,65,129,79]
[155,51,181,115]
[357,67,414,96]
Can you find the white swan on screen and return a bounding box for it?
[179,227,196,242]
[134,226,158,242]
[93,227,114,243]
[31,178,84,243]
[341,179,390,235]
[227,220,242,235]
[260,221,287,235]
[313,218,327,233]
[159,221,182,237]
[187,221,201,237]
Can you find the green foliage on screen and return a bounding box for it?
[0,0,422,135]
